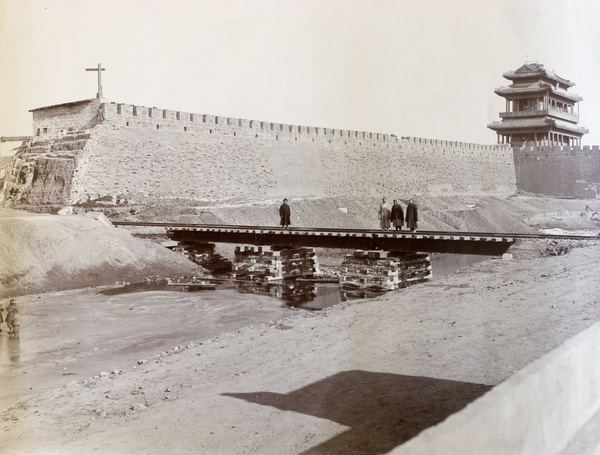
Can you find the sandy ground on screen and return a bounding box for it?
[2,240,600,454]
[2,199,600,454]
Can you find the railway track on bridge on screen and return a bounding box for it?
[112,221,600,242]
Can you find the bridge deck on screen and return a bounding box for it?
[112,222,600,255]
[111,222,600,255]
[160,224,516,255]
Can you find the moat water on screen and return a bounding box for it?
[98,252,493,310]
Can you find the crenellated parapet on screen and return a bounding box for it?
[515,144,600,155]
[101,101,401,144]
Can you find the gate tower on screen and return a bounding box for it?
[488,62,588,146]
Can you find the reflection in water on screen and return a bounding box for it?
[0,334,21,365]
[96,278,388,312]
[9,338,20,363]
[233,281,387,310]
[431,253,493,276]
[235,281,323,309]
[93,254,493,312]
[99,279,169,295]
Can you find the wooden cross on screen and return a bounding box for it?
[85,63,105,99]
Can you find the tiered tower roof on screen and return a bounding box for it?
[488,63,588,146]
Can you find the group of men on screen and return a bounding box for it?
[278,197,418,232]
[378,197,418,231]
[0,299,21,339]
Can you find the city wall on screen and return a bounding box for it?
[71,101,516,204]
[513,145,600,198]
[4,100,517,208]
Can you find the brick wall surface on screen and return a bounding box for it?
[66,102,517,204]
[513,145,600,197]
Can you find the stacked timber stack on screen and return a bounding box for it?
[233,245,283,282]
[232,246,321,282]
[340,250,431,291]
[395,252,432,287]
[280,248,321,279]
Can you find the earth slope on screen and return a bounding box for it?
[0,209,199,298]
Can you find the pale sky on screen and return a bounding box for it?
[1,0,600,157]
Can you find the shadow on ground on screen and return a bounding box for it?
[223,370,492,454]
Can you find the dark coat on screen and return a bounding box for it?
[279,202,291,226]
[391,203,404,225]
[406,202,418,230]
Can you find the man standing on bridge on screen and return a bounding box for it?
[379,197,391,230]
[279,198,291,229]
[406,198,418,232]
[391,199,404,231]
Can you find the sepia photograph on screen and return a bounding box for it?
[1,0,600,453]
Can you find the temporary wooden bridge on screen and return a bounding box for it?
[112,222,529,255]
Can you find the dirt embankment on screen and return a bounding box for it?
[0,210,199,299]
[110,193,600,234]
